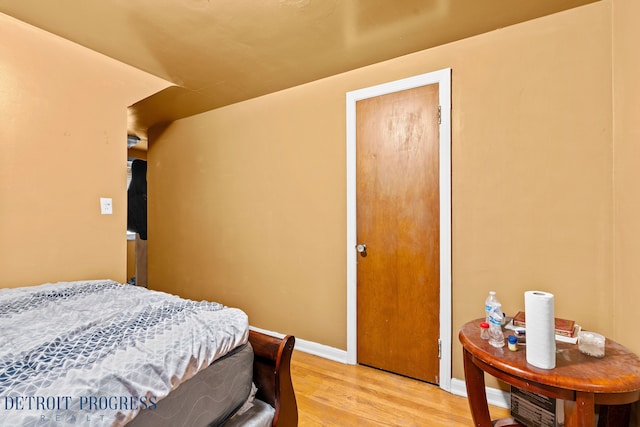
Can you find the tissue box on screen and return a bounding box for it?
[578,331,605,358]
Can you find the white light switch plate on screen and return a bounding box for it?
[100,197,113,215]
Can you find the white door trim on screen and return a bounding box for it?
[345,68,452,391]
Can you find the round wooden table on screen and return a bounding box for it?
[459,319,640,427]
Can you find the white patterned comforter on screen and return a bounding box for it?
[0,280,249,426]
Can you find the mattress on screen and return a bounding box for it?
[0,280,249,426]
[127,343,254,427]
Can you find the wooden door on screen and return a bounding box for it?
[356,83,440,383]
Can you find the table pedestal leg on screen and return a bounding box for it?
[564,392,595,427]
[463,347,493,427]
[597,404,631,427]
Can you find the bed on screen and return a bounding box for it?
[0,280,297,426]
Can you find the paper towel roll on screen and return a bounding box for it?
[524,291,556,369]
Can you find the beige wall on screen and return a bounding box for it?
[0,14,170,288]
[613,0,640,351]
[615,2,640,416]
[149,0,637,384]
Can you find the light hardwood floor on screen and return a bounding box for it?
[290,350,511,426]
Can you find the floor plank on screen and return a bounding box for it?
[290,350,511,426]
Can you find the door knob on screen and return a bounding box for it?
[356,244,367,257]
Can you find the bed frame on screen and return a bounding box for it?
[248,330,298,427]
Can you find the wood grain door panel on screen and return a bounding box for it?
[356,83,440,383]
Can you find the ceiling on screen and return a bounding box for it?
[1,0,598,145]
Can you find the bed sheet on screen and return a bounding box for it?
[0,280,248,426]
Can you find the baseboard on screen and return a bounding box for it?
[249,326,349,363]
[450,378,511,409]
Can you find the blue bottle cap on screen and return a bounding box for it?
[508,335,518,344]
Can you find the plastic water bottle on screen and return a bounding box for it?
[485,291,498,324]
[485,291,505,348]
[488,302,505,348]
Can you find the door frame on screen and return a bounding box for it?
[346,68,452,391]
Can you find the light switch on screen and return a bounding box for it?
[100,197,113,215]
